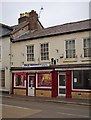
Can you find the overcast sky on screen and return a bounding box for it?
[0,0,90,28]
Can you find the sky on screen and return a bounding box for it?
[0,0,90,28]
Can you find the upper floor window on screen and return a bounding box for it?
[83,38,91,57]
[65,40,75,58]
[0,46,1,60]
[27,45,34,61]
[41,43,49,60]
[0,70,5,88]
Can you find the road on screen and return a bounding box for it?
[0,96,90,119]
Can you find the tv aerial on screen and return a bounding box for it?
[38,6,43,18]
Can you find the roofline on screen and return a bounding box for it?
[47,18,91,29]
[0,32,12,38]
[0,23,13,30]
[11,28,91,43]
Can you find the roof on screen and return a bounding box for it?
[11,19,91,43]
[12,19,44,34]
[11,21,29,34]
[0,23,13,37]
[0,23,13,30]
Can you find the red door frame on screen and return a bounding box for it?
[66,70,72,98]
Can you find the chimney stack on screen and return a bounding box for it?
[28,10,38,30]
[18,10,39,30]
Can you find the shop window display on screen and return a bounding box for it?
[14,74,26,88]
[37,73,52,88]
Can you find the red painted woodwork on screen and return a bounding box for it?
[66,70,72,98]
[12,72,28,96]
[52,71,58,97]
[26,72,28,96]
[12,73,14,94]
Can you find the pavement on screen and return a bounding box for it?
[1,93,91,106]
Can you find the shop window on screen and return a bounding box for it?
[37,73,52,88]
[14,74,26,88]
[73,70,91,90]
[0,70,5,88]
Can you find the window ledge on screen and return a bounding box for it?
[63,58,77,63]
[81,57,91,62]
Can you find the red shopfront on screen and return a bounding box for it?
[11,66,72,98]
[11,64,91,99]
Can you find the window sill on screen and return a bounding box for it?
[81,57,91,62]
[63,58,77,63]
[14,86,26,89]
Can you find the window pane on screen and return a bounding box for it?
[73,70,91,89]
[27,45,34,61]
[41,43,49,60]
[0,70,5,87]
[65,40,75,58]
[59,75,65,86]
[83,38,91,57]
[59,88,66,94]
[14,74,26,87]
[37,73,52,88]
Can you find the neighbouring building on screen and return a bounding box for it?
[0,10,44,94]
[0,23,13,93]
[10,11,91,99]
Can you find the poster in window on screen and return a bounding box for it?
[14,74,26,88]
[38,73,52,88]
[74,78,77,83]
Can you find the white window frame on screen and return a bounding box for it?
[36,72,52,89]
[14,74,26,88]
[40,43,49,61]
[0,70,5,88]
[72,69,91,91]
[83,38,91,58]
[26,45,34,62]
[65,40,76,58]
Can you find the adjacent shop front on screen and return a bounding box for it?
[11,65,56,97]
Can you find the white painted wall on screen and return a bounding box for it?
[11,31,90,67]
[0,36,11,92]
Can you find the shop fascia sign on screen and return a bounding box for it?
[22,63,50,67]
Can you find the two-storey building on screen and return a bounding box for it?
[10,15,91,99]
[0,23,13,93]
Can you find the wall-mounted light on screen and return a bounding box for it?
[60,54,64,58]
[55,49,59,53]
[5,66,8,69]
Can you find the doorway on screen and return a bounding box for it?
[58,73,66,96]
[28,75,35,96]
